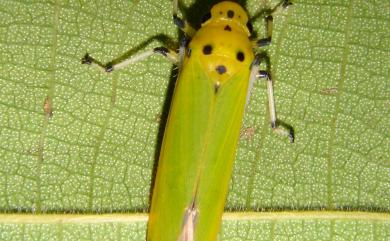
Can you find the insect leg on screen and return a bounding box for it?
[254,0,292,47]
[250,55,294,143]
[173,0,196,37]
[81,47,179,73]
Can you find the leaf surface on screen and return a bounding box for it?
[0,0,389,239]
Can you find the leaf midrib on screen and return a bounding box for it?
[0,211,389,224]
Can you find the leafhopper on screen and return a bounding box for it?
[82,1,294,240]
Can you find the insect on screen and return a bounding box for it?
[82,0,294,240]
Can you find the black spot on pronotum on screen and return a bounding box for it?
[215,65,227,74]
[227,10,234,18]
[236,51,245,62]
[224,25,232,31]
[203,45,212,55]
[201,12,211,23]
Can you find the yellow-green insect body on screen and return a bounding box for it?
[148,2,254,241]
[82,1,293,240]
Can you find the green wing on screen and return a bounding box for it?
[147,56,251,241]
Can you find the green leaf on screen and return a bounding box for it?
[0,212,389,240]
[0,0,389,240]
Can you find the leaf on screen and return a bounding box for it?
[0,212,389,240]
[0,0,389,240]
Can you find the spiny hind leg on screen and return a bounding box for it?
[248,54,294,143]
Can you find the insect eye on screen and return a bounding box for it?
[201,12,211,23]
[203,45,213,55]
[246,22,253,34]
[236,51,245,62]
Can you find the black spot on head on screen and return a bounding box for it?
[224,25,232,31]
[203,45,212,55]
[227,10,234,18]
[219,11,223,15]
[215,65,227,74]
[236,51,245,62]
[201,12,211,23]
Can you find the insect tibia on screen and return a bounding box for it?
[178,206,199,241]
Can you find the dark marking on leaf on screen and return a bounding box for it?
[43,96,53,118]
[240,127,256,140]
[320,87,338,95]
